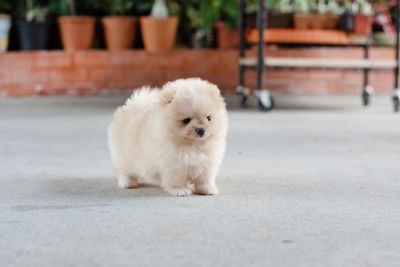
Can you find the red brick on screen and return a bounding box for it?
[9,71,48,83]
[2,47,400,97]
[110,50,149,66]
[164,68,187,81]
[341,70,363,81]
[0,52,36,67]
[90,68,126,82]
[158,52,184,68]
[49,69,88,82]
[308,69,343,80]
[263,80,291,94]
[107,80,153,89]
[327,81,359,94]
[370,71,395,93]
[146,51,177,67]
[292,80,328,95]
[4,83,36,96]
[74,50,110,66]
[220,51,238,72]
[125,67,163,82]
[0,53,36,74]
[182,50,217,68]
[267,69,310,80]
[370,47,395,59]
[0,72,12,84]
[35,51,72,69]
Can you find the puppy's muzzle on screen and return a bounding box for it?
[195,127,205,137]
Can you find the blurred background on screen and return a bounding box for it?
[0,0,398,100]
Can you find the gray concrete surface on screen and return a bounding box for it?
[0,94,399,267]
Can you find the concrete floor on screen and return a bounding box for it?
[0,94,399,267]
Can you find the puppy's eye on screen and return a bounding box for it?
[182,118,191,125]
[207,116,211,121]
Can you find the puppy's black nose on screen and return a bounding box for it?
[196,127,205,137]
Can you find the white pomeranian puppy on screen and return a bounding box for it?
[108,78,228,196]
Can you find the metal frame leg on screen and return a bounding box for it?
[237,0,246,97]
[256,0,264,90]
[238,0,245,89]
[255,0,273,111]
[237,0,249,107]
[393,1,400,112]
[362,43,373,106]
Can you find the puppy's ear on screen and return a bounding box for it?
[208,85,226,108]
[208,85,224,100]
[160,86,176,106]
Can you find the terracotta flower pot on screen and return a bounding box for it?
[294,14,310,29]
[354,15,374,35]
[325,14,340,29]
[140,16,178,51]
[102,16,137,50]
[58,16,95,51]
[267,12,294,28]
[214,21,239,49]
[309,14,326,29]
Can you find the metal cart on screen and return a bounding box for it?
[237,0,400,112]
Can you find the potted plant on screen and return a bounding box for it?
[244,1,266,28]
[354,0,374,35]
[293,0,311,29]
[15,0,50,50]
[325,0,341,29]
[266,0,294,28]
[244,0,293,28]
[182,0,211,48]
[55,0,96,50]
[197,0,239,49]
[213,21,239,49]
[101,0,137,50]
[0,1,11,52]
[309,0,326,29]
[140,0,179,51]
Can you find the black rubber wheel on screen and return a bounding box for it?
[393,97,400,112]
[362,92,370,106]
[258,96,274,112]
[239,93,248,107]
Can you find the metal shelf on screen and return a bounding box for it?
[237,0,400,112]
[239,57,397,69]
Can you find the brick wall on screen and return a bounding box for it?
[0,47,398,96]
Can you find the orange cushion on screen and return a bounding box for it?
[248,28,350,45]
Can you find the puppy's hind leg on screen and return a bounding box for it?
[118,175,139,189]
[113,163,139,189]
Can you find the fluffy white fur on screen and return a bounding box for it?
[108,78,228,196]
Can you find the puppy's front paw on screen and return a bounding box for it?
[118,176,138,189]
[195,184,218,195]
[165,186,193,197]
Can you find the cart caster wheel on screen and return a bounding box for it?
[393,88,400,113]
[362,85,373,106]
[237,85,250,107]
[362,92,370,106]
[239,93,248,107]
[393,97,399,112]
[257,90,274,112]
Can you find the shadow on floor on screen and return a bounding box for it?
[38,177,168,199]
